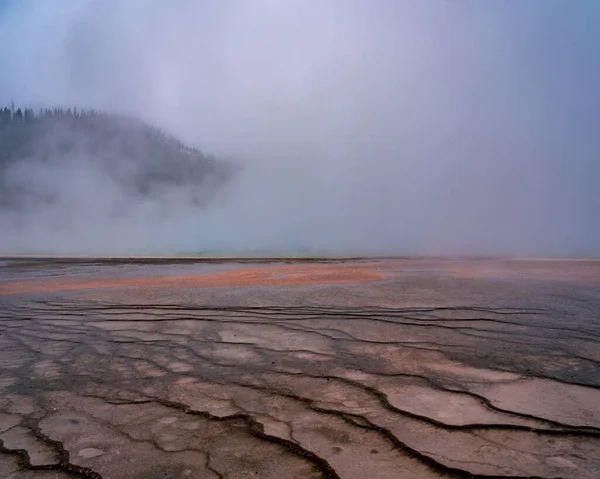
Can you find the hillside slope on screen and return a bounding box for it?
[0,106,235,210]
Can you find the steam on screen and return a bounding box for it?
[1,0,599,256]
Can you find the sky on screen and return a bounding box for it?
[0,0,599,256]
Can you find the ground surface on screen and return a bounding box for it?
[0,257,599,479]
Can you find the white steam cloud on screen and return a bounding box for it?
[1,0,599,256]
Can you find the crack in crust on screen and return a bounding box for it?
[1,288,599,478]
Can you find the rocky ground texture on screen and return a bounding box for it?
[0,258,599,478]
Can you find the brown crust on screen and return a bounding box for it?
[0,263,386,295]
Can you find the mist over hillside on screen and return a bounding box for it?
[0,106,237,255]
[0,106,233,209]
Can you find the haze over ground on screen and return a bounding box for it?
[0,0,599,256]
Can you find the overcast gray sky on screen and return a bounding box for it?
[1,0,599,256]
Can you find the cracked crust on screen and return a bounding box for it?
[0,258,599,478]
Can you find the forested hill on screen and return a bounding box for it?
[0,105,235,210]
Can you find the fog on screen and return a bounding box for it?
[1,0,599,256]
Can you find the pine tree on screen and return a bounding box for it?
[1,107,11,122]
[24,108,35,123]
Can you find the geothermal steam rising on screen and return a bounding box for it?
[0,0,599,256]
